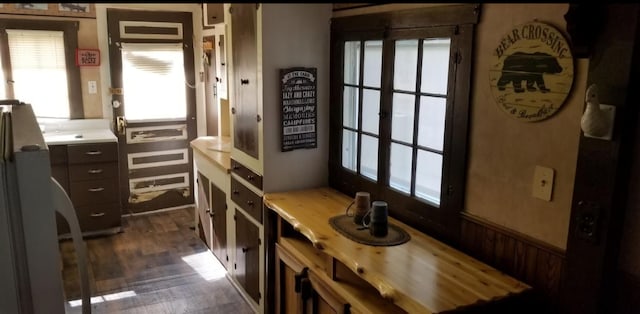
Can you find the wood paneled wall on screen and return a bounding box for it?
[460,213,565,308]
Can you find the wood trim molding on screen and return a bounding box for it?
[460,212,565,309]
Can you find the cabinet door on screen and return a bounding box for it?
[197,172,212,248]
[210,182,227,269]
[230,3,259,158]
[308,271,350,314]
[235,209,261,303]
[275,244,308,314]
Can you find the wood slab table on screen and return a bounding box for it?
[264,187,531,313]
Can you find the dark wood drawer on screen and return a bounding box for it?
[75,202,121,232]
[231,176,262,224]
[49,144,68,165]
[68,142,118,164]
[69,162,118,182]
[231,158,263,190]
[70,178,119,207]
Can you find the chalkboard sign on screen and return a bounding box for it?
[280,67,317,151]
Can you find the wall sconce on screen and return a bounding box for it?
[580,84,615,140]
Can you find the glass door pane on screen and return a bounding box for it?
[121,43,186,121]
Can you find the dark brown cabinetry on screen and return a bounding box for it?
[230,3,259,158]
[235,209,261,304]
[211,183,228,268]
[50,142,121,236]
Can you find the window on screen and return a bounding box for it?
[329,5,479,241]
[0,19,82,118]
[121,42,186,121]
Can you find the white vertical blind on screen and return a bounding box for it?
[121,42,186,121]
[6,29,70,118]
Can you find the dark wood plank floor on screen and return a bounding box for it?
[59,207,253,314]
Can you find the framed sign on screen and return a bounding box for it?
[75,48,100,66]
[280,67,317,152]
[489,21,574,122]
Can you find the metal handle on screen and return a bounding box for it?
[240,79,249,85]
[88,169,103,174]
[85,151,102,156]
[247,200,254,206]
[90,212,105,217]
[209,212,214,218]
[116,115,127,136]
[233,190,239,195]
[88,187,104,192]
[247,175,254,181]
[241,247,248,253]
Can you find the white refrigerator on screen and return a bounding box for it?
[0,102,90,314]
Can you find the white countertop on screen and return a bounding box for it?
[43,129,118,145]
[39,119,118,145]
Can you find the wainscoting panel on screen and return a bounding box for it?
[460,212,565,305]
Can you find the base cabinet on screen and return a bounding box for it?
[50,142,121,236]
[235,208,261,304]
[196,170,228,269]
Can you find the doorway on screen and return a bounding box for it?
[107,9,197,213]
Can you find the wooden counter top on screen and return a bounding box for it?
[264,187,531,314]
[190,136,231,173]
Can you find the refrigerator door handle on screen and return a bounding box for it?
[51,178,91,314]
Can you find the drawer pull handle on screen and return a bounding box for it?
[88,169,103,174]
[233,165,240,170]
[247,200,254,206]
[233,190,239,195]
[85,151,103,156]
[247,175,254,181]
[241,247,249,253]
[88,187,105,192]
[209,212,215,218]
[90,212,105,217]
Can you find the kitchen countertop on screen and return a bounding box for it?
[43,129,118,145]
[190,136,231,173]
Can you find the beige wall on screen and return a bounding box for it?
[0,14,103,118]
[334,3,585,250]
[467,3,584,250]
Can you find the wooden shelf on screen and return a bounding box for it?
[279,236,406,313]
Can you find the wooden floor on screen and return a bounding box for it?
[59,207,253,314]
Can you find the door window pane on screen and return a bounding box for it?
[390,143,412,194]
[360,134,378,181]
[363,40,382,88]
[7,30,69,118]
[343,86,359,128]
[392,93,415,144]
[121,42,186,121]
[418,96,446,151]
[415,150,442,206]
[344,41,360,85]
[421,38,451,95]
[393,40,418,92]
[342,129,358,172]
[362,89,379,135]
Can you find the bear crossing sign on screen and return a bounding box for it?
[489,21,574,122]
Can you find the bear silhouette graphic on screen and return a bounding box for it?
[497,52,562,93]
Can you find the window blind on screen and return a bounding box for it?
[121,42,186,121]
[6,29,69,118]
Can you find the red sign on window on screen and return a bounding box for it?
[75,48,100,66]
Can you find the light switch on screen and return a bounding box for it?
[88,81,97,94]
[532,166,554,201]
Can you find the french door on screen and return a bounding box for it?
[107,9,196,213]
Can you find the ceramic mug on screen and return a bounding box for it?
[363,201,388,237]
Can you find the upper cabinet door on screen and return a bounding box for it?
[230,3,259,159]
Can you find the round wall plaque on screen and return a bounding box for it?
[489,21,574,122]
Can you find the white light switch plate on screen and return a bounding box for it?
[88,81,97,94]
[532,166,554,201]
